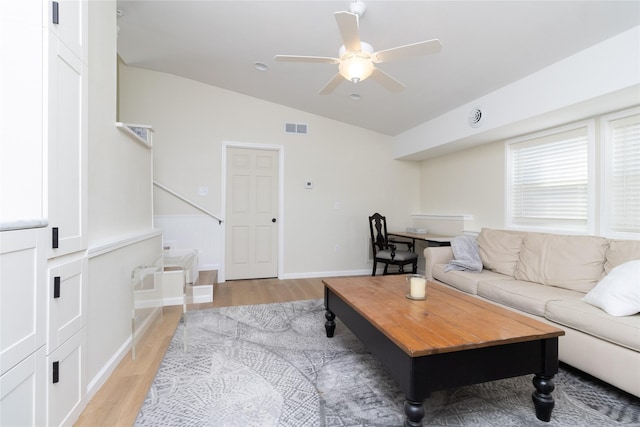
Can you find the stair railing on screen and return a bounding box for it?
[153,181,223,224]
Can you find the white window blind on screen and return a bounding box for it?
[601,109,640,237]
[506,121,594,232]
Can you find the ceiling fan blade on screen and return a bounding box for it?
[370,68,405,93]
[318,73,344,95]
[371,39,443,63]
[274,55,339,64]
[334,11,361,52]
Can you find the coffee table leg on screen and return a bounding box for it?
[325,310,336,338]
[532,374,555,422]
[403,399,425,427]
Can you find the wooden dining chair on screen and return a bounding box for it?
[368,213,418,276]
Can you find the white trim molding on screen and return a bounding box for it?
[87,229,163,259]
[281,269,371,280]
[411,213,474,221]
[115,122,154,148]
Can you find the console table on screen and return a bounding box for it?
[388,231,452,250]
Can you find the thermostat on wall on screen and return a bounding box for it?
[305,181,313,189]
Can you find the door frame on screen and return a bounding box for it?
[221,141,285,282]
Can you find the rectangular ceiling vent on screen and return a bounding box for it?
[284,123,308,135]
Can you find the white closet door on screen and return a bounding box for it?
[226,148,279,280]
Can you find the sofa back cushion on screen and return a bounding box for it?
[477,228,523,276]
[514,232,607,292]
[604,240,640,276]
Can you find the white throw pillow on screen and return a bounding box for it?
[583,260,640,316]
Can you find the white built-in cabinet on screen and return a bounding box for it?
[0,0,45,223]
[45,1,89,425]
[0,229,47,426]
[45,258,87,426]
[0,1,88,426]
[47,0,88,258]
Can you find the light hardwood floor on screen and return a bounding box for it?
[74,277,325,427]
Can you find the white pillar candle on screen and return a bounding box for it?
[410,277,426,298]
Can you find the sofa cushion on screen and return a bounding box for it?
[433,264,511,295]
[583,260,640,316]
[477,228,523,276]
[604,240,640,276]
[546,299,640,352]
[514,232,607,292]
[477,279,585,317]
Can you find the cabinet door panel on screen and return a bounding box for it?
[48,0,87,61]
[0,5,45,223]
[48,36,87,257]
[47,328,85,427]
[0,229,46,376]
[0,347,46,426]
[48,258,86,351]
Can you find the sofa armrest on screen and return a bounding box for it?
[424,246,454,280]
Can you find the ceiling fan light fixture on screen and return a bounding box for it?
[274,11,441,94]
[339,54,374,83]
[349,1,366,18]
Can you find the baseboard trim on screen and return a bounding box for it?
[86,337,132,400]
[280,269,370,280]
[163,297,186,306]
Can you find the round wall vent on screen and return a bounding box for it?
[468,107,483,128]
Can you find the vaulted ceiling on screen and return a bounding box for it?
[116,1,640,136]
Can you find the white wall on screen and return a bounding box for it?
[86,0,160,397]
[154,214,221,271]
[116,22,640,280]
[88,5,152,241]
[417,107,640,236]
[413,26,640,236]
[118,65,420,279]
[86,233,162,396]
[396,26,640,160]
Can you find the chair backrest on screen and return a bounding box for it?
[369,213,388,256]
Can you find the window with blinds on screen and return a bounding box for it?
[601,107,640,238]
[506,120,595,232]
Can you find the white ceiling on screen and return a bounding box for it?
[116,1,640,136]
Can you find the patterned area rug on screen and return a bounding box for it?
[135,299,640,426]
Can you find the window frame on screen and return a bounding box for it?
[505,119,596,234]
[600,106,640,239]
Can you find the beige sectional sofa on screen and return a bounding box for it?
[424,228,640,397]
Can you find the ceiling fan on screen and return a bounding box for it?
[273,2,442,95]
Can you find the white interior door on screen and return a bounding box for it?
[225,147,279,280]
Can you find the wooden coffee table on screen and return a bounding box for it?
[323,275,565,427]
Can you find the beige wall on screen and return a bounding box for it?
[419,140,505,233]
[118,65,420,277]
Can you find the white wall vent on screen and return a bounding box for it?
[468,107,483,128]
[285,123,308,134]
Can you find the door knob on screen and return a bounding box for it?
[272,218,277,223]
